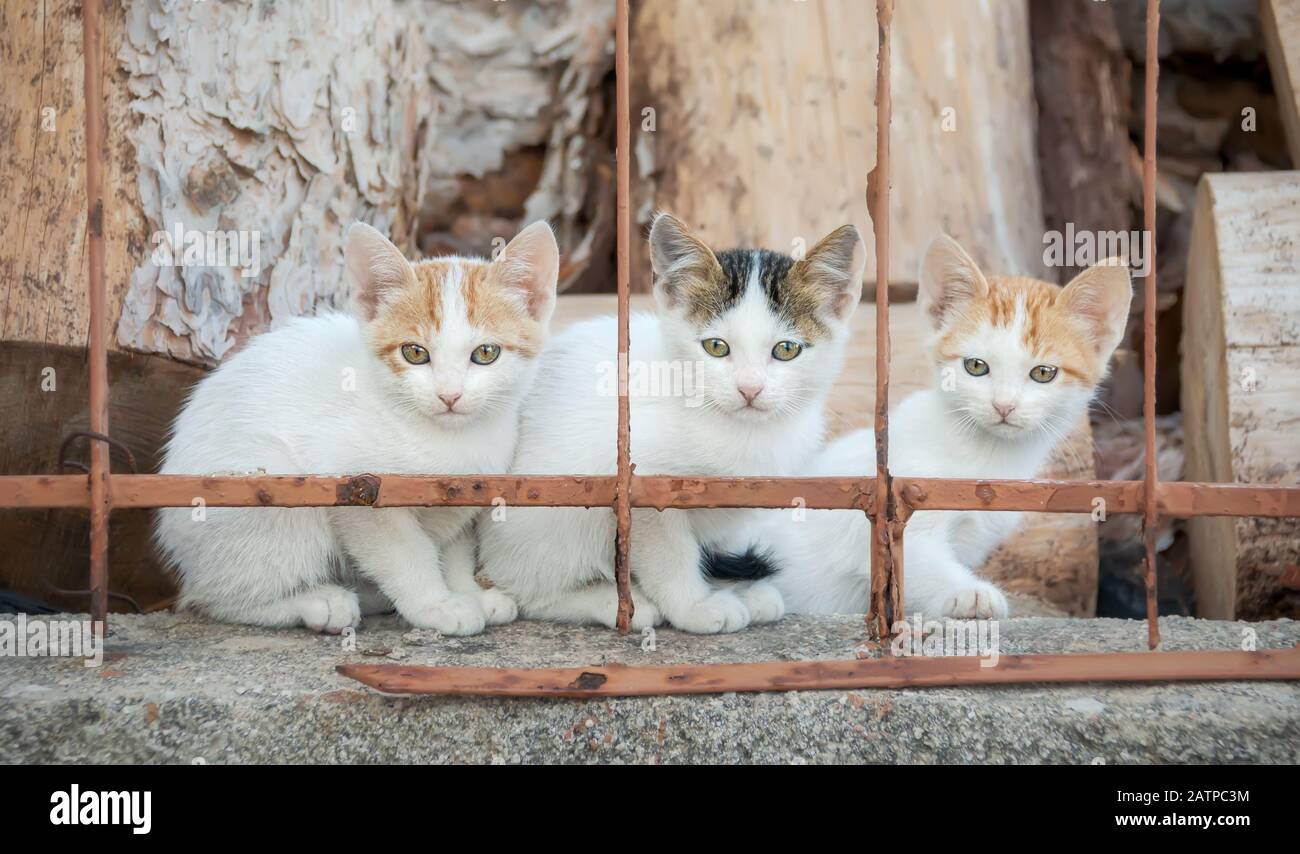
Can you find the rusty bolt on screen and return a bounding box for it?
[336,474,381,506]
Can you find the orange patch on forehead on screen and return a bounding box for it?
[463,264,545,357]
[367,257,545,366]
[936,274,1105,386]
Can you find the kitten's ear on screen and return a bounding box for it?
[1061,257,1132,358]
[649,212,722,310]
[346,222,416,322]
[792,224,865,323]
[490,221,560,327]
[918,234,990,330]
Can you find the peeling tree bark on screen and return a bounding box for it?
[114,0,616,364]
[2,0,615,365]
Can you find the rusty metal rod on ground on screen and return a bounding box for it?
[338,645,1300,698]
[613,0,634,634]
[1141,0,1162,650]
[81,0,110,637]
[867,0,897,643]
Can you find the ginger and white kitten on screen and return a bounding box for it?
[479,213,864,633]
[765,234,1131,619]
[155,222,559,635]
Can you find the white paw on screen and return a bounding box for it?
[629,596,661,631]
[402,594,487,636]
[479,587,518,625]
[939,582,1008,620]
[672,590,750,634]
[299,587,361,634]
[737,581,785,624]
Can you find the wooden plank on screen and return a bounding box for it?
[630,0,1048,292]
[1029,0,1132,284]
[1182,172,1300,619]
[0,3,144,352]
[1263,0,1300,165]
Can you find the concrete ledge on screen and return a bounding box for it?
[1,613,1297,763]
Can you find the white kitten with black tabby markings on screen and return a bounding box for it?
[765,235,1131,619]
[479,213,864,633]
[155,222,558,635]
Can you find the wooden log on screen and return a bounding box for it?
[1029,0,1134,285]
[1263,0,1300,166]
[1182,172,1300,619]
[630,0,1048,293]
[0,1,144,355]
[551,295,1100,617]
[1,0,615,363]
[1111,0,1262,63]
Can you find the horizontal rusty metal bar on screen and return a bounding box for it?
[6,473,872,510]
[109,474,617,509]
[897,478,1145,514]
[99,474,870,511]
[3,474,1300,517]
[0,476,91,508]
[1158,481,1300,518]
[633,475,873,510]
[899,479,1300,518]
[338,645,1300,698]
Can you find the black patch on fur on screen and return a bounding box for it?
[713,249,796,318]
[700,543,781,581]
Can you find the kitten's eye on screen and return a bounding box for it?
[471,343,501,365]
[401,344,429,365]
[1029,364,1058,383]
[963,357,989,377]
[771,341,803,361]
[701,338,730,358]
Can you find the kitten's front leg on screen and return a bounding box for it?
[442,524,517,625]
[330,507,486,635]
[633,508,750,634]
[903,520,1008,620]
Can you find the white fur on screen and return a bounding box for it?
[766,240,1129,620]
[479,220,863,633]
[764,392,1053,619]
[155,223,556,634]
[478,313,843,632]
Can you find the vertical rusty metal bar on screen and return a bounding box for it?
[82,0,110,637]
[867,0,896,642]
[1141,0,1161,650]
[613,0,634,634]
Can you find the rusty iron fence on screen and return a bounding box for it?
[4,0,1300,695]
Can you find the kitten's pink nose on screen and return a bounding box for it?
[439,392,462,411]
[739,384,764,405]
[993,402,1016,421]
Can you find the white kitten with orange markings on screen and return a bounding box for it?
[155,222,558,635]
[764,234,1131,619]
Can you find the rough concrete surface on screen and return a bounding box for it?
[1,612,1297,764]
